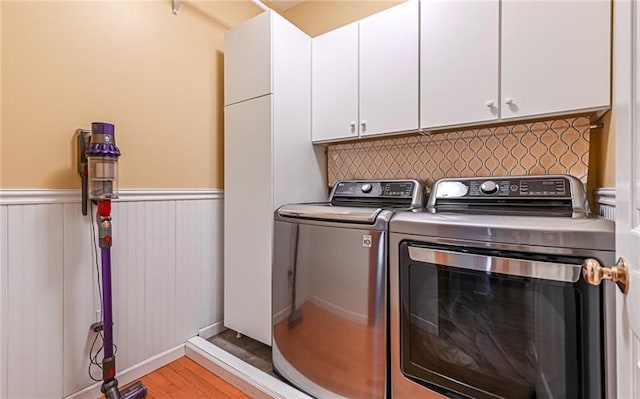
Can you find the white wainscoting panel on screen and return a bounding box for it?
[7,204,65,398]
[176,200,218,342]
[198,200,224,330]
[176,201,203,343]
[110,201,147,373]
[63,203,101,396]
[141,201,178,360]
[0,206,7,399]
[0,190,223,399]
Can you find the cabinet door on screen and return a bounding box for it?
[359,0,419,137]
[501,0,611,119]
[224,96,273,345]
[420,0,499,129]
[312,23,359,142]
[224,12,272,106]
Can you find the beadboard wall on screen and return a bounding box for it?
[0,191,223,399]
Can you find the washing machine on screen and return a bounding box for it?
[272,179,426,399]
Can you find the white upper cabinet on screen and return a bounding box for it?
[359,0,419,137]
[501,0,611,119]
[311,23,359,142]
[224,12,272,105]
[311,0,611,141]
[420,0,499,129]
[312,0,419,142]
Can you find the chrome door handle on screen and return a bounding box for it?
[407,245,582,283]
[583,257,629,294]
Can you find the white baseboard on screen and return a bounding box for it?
[64,344,186,399]
[199,321,226,339]
[185,336,312,399]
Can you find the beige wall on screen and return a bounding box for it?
[589,110,615,190]
[1,0,260,189]
[281,0,402,37]
[1,0,616,190]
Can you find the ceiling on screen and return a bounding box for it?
[267,0,306,12]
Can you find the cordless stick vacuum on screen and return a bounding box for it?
[79,122,147,399]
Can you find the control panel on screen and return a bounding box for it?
[435,176,571,199]
[333,180,417,198]
[428,175,586,216]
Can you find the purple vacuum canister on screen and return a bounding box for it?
[86,122,121,200]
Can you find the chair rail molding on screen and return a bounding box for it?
[0,189,223,205]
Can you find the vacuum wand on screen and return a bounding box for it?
[96,200,146,399]
[96,200,116,391]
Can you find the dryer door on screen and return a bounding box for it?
[398,241,604,399]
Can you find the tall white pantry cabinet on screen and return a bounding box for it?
[223,11,326,345]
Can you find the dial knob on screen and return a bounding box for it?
[361,183,373,193]
[480,181,498,194]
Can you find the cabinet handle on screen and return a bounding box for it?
[505,98,514,105]
[350,122,356,132]
[360,121,367,131]
[486,100,495,108]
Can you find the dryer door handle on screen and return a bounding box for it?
[408,245,582,283]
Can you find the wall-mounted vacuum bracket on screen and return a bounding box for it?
[76,129,91,216]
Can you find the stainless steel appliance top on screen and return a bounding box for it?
[277,179,426,224]
[390,211,615,252]
[428,174,588,217]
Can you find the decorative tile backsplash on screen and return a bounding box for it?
[327,116,591,188]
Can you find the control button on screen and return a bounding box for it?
[480,181,498,194]
[361,183,373,193]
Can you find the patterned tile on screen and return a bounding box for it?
[326,116,591,188]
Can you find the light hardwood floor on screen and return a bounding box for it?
[117,357,251,399]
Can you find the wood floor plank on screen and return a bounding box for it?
[110,357,251,399]
[176,357,251,399]
[161,361,236,399]
[145,371,201,398]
